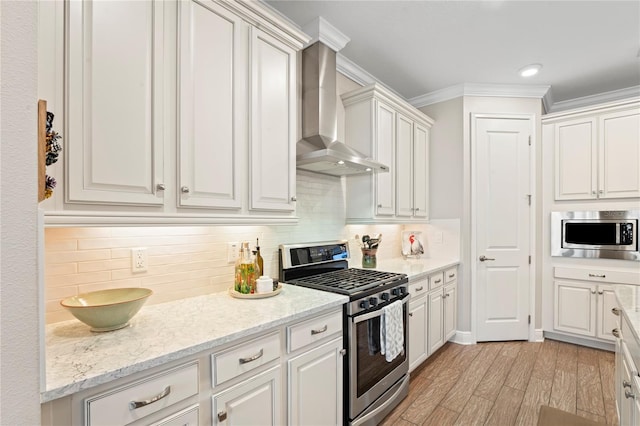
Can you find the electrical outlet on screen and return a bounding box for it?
[131,247,148,273]
[227,242,239,264]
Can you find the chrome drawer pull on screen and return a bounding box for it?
[409,313,413,317]
[434,279,442,284]
[218,411,227,421]
[613,328,620,338]
[311,325,328,335]
[625,389,635,399]
[624,380,633,389]
[415,286,424,292]
[129,386,171,410]
[612,307,620,316]
[448,274,455,278]
[588,273,606,278]
[239,348,263,364]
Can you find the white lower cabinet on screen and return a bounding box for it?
[151,405,199,426]
[615,311,640,426]
[287,337,343,425]
[212,366,281,425]
[408,266,458,371]
[408,277,428,372]
[553,267,627,343]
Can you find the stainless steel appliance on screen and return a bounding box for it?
[279,241,409,426]
[551,210,639,261]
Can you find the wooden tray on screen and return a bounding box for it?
[228,284,282,299]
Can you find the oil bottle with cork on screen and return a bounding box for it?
[234,241,261,294]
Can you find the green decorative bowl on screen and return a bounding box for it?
[60,288,153,332]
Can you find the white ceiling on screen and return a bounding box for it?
[266,1,640,109]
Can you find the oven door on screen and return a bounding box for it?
[348,295,409,420]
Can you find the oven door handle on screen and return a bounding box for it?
[352,297,408,324]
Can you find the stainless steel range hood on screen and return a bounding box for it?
[297,42,389,176]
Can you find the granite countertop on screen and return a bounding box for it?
[43,284,348,403]
[365,257,460,281]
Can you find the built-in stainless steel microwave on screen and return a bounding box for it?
[551,210,639,261]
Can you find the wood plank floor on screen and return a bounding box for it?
[381,339,617,426]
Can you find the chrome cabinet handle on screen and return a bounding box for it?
[311,325,328,335]
[589,273,606,278]
[340,348,346,356]
[479,255,495,262]
[377,204,383,208]
[239,348,263,365]
[448,274,455,278]
[624,380,633,389]
[291,196,297,202]
[156,183,166,191]
[612,307,620,316]
[434,279,442,284]
[598,290,604,295]
[591,289,596,294]
[415,286,424,292]
[599,189,604,195]
[409,312,413,317]
[415,208,420,211]
[218,411,227,421]
[613,328,621,338]
[625,389,635,399]
[181,186,190,194]
[129,386,171,410]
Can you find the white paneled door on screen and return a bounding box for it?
[475,116,532,342]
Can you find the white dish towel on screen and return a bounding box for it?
[380,300,404,362]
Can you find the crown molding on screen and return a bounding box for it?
[546,85,640,113]
[336,53,376,86]
[302,16,350,51]
[409,83,551,108]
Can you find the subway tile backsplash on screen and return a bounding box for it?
[45,171,459,323]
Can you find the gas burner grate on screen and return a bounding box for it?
[288,268,406,294]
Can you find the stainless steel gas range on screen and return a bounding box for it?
[279,241,409,426]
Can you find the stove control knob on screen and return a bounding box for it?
[369,297,378,307]
[359,300,370,309]
[391,288,401,296]
[381,293,390,301]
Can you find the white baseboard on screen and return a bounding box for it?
[451,331,474,345]
[532,329,544,342]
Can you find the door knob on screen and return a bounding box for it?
[479,255,495,262]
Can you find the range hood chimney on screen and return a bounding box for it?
[296,19,389,176]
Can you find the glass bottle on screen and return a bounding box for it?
[235,242,258,294]
[255,238,264,279]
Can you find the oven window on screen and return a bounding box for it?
[565,223,617,245]
[355,307,407,398]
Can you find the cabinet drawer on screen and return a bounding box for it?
[288,310,342,353]
[429,272,444,290]
[150,404,199,426]
[554,266,640,285]
[444,268,457,283]
[85,362,198,426]
[409,278,428,299]
[212,332,280,386]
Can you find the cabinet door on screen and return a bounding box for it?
[408,296,427,372]
[249,28,296,212]
[287,337,343,426]
[599,110,640,199]
[554,280,596,337]
[444,283,457,342]
[428,290,444,355]
[395,114,414,218]
[554,118,597,200]
[212,366,281,425]
[66,0,164,205]
[620,343,636,426]
[597,285,618,342]
[413,123,429,219]
[178,0,243,209]
[375,101,396,216]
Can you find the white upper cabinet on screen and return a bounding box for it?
[178,0,244,209]
[40,0,308,225]
[547,100,640,201]
[66,0,164,206]
[342,83,433,224]
[249,28,296,212]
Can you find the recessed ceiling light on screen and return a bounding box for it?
[519,64,542,77]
